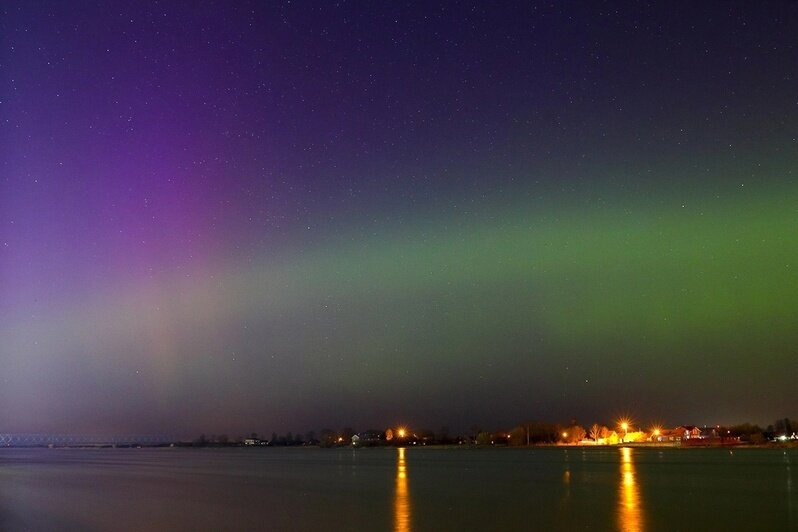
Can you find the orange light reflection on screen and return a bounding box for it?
[619,447,643,532]
[394,447,411,532]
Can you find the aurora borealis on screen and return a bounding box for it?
[1,2,797,435]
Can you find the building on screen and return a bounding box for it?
[351,430,385,447]
[674,426,703,440]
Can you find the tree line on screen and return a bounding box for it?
[189,417,797,447]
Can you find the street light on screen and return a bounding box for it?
[619,420,629,442]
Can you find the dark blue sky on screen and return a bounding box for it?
[1,1,797,436]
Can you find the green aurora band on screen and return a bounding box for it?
[3,181,797,431]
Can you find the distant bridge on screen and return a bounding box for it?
[0,433,175,447]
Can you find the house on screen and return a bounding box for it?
[351,430,385,447]
[655,426,702,442]
[674,426,703,439]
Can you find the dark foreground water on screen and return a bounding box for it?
[0,446,796,531]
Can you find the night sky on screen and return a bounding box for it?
[2,2,797,436]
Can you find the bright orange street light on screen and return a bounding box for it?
[618,418,631,442]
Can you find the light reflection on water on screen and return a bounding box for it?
[786,451,794,528]
[1,447,796,530]
[394,447,411,532]
[619,446,643,532]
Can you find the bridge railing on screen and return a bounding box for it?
[0,434,174,447]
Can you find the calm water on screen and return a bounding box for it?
[0,446,796,531]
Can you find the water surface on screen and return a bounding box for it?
[0,446,795,530]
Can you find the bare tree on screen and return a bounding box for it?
[568,425,586,443]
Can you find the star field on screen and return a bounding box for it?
[1,1,797,434]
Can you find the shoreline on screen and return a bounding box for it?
[3,441,796,450]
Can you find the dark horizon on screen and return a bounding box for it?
[2,1,797,435]
[2,413,793,446]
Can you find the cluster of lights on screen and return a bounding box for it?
[558,418,669,443]
[387,418,777,446]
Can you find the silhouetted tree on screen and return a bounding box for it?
[728,423,764,442]
[519,422,560,443]
[775,418,794,436]
[418,430,435,444]
[319,428,336,447]
[509,426,528,446]
[476,431,493,445]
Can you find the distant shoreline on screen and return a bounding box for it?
[3,441,796,450]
